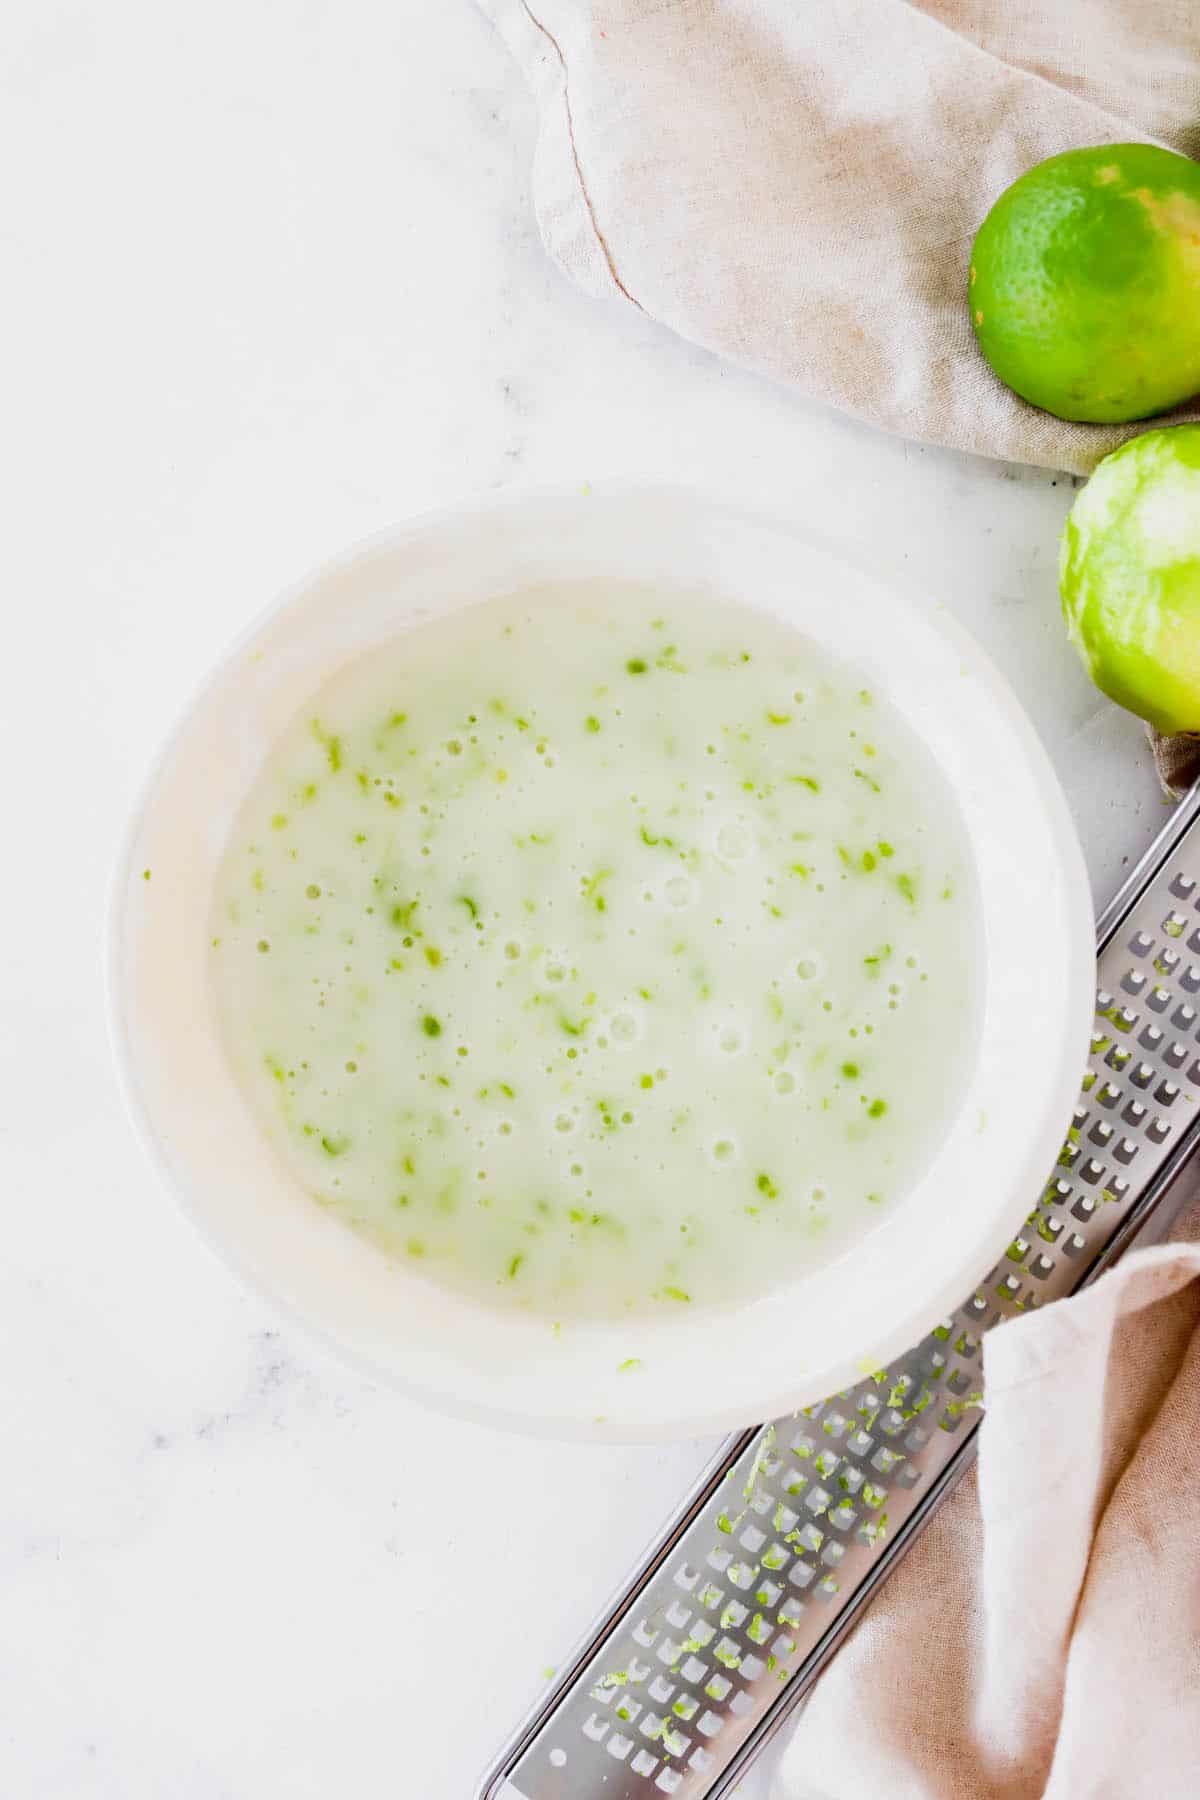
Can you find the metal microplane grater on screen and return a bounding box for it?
[479,783,1200,1800]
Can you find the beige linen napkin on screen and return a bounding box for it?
[774,1192,1200,1799]
[1152,726,1200,799]
[482,1,1200,475]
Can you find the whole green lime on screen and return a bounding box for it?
[1060,426,1200,733]
[971,144,1200,422]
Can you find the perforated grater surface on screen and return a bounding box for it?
[479,783,1200,1800]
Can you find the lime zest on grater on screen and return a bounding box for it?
[478,783,1200,1800]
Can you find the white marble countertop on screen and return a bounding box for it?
[1,5,1166,1797]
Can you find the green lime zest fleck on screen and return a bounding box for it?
[867,1098,887,1119]
[787,774,820,793]
[142,868,151,881]
[391,898,420,931]
[877,840,894,858]
[560,1014,588,1038]
[424,946,442,967]
[320,1134,349,1157]
[585,714,601,733]
[406,1237,425,1257]
[755,1172,779,1199]
[639,1073,654,1089]
[661,1285,691,1303]
[896,873,917,905]
[271,813,288,830]
[458,895,480,921]
[841,1061,859,1079]
[311,718,339,770]
[580,868,611,912]
[421,1014,442,1038]
[507,1254,524,1279]
[626,657,648,675]
[617,1358,642,1373]
[766,710,791,726]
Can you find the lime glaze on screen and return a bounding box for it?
[210,585,980,1317]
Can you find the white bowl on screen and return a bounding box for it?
[108,487,1094,1441]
